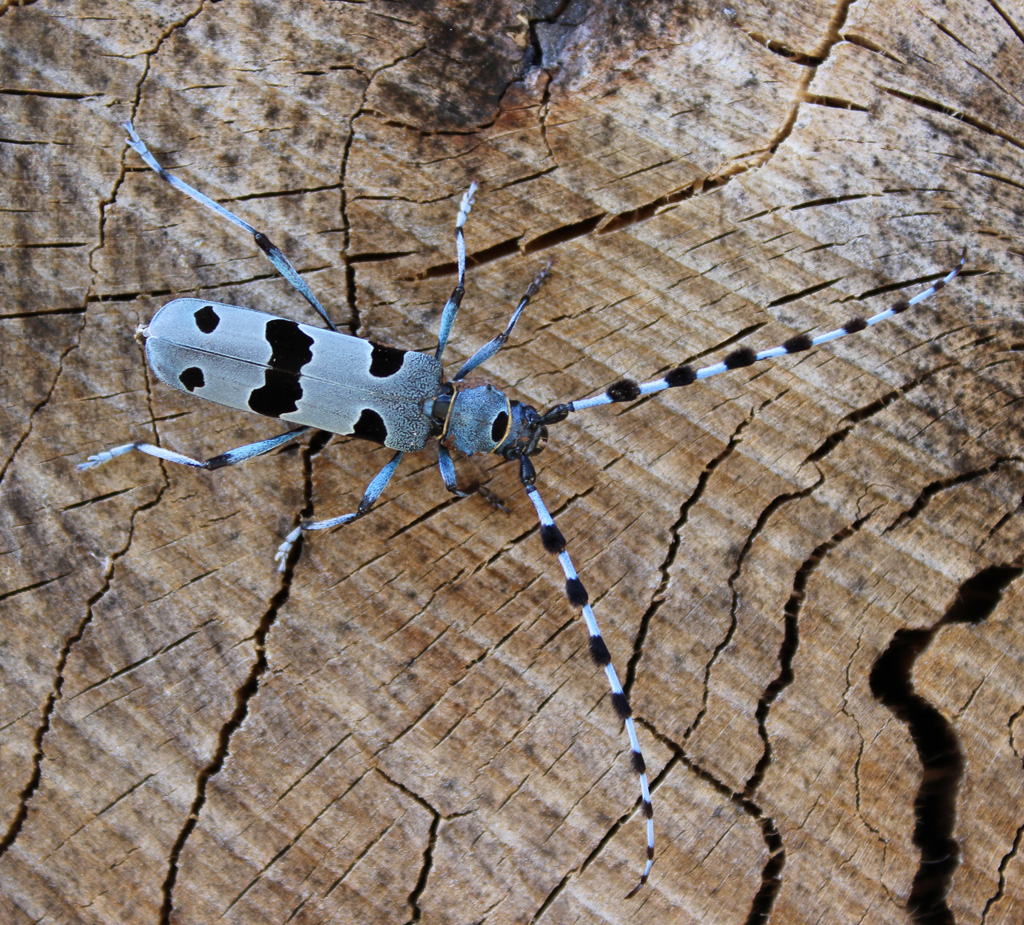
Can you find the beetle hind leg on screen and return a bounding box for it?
[121,120,338,331]
[77,426,310,472]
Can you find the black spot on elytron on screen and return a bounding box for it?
[249,369,303,417]
[179,366,205,391]
[490,410,509,444]
[369,343,406,378]
[353,407,388,444]
[265,318,314,373]
[193,305,220,334]
[724,346,757,369]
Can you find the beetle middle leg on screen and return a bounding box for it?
[275,449,405,570]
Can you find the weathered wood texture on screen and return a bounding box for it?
[2,1,1023,922]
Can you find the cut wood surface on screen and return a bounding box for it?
[2,1,1023,923]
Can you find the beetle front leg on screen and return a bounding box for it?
[437,445,470,497]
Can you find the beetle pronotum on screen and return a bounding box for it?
[80,121,964,894]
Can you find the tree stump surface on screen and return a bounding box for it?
[2,1,1022,923]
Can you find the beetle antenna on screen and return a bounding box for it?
[518,456,655,895]
[553,252,966,419]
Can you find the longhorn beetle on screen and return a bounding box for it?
[80,121,965,896]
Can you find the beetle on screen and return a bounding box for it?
[80,121,964,895]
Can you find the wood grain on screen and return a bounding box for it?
[2,1,1022,922]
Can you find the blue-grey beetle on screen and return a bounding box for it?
[80,121,964,895]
